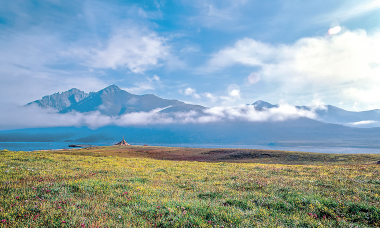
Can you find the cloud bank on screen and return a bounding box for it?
[0,104,317,131]
[204,29,380,109]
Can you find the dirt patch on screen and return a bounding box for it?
[52,146,380,165]
[203,150,240,154]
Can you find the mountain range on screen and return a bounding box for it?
[27,85,380,128]
[7,84,379,149]
[28,85,204,116]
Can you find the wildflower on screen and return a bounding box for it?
[58,206,61,209]
[323,215,326,219]
[157,206,160,209]
[81,223,85,227]
[118,215,121,219]
[62,221,66,223]
[1,219,6,223]
[16,196,20,199]
[208,221,212,224]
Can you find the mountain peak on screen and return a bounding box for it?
[68,88,81,93]
[252,100,275,108]
[26,88,89,111]
[102,84,121,92]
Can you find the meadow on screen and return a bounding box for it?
[1,146,380,227]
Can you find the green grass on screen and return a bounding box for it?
[1,148,380,227]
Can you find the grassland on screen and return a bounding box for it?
[1,146,380,227]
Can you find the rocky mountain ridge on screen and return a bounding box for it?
[28,85,205,116]
[27,88,90,111]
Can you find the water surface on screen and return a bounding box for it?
[2,142,379,154]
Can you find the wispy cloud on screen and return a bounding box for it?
[123,75,163,94]
[348,120,378,125]
[86,28,169,73]
[346,120,380,128]
[183,0,249,29]
[319,0,380,23]
[179,87,201,99]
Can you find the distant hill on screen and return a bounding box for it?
[252,101,380,128]
[252,100,278,110]
[27,88,90,111]
[314,105,380,126]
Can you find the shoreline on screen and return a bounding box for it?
[2,142,380,154]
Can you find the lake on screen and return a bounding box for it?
[1,142,380,154]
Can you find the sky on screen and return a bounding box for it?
[1,0,380,111]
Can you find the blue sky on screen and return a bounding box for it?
[1,0,380,110]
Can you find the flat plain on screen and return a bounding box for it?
[1,146,380,227]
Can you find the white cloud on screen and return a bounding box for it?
[204,38,274,71]
[0,103,318,130]
[205,29,380,110]
[346,120,380,128]
[123,75,162,94]
[348,120,378,126]
[343,85,380,105]
[88,29,169,73]
[204,92,218,102]
[184,87,196,95]
[227,84,240,97]
[203,104,316,122]
[183,87,201,99]
[308,99,327,111]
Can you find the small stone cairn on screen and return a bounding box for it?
[114,136,130,146]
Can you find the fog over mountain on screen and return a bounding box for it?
[26,85,380,128]
[0,85,377,148]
